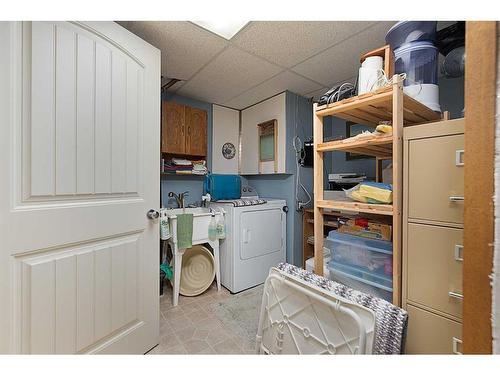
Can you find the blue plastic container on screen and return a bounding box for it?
[203,174,241,201]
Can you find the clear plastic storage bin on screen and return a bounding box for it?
[325,231,393,277]
[328,262,393,302]
[394,41,439,87]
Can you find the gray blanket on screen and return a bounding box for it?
[277,263,408,354]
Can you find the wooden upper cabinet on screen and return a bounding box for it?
[185,106,207,157]
[162,101,185,154]
[161,101,207,157]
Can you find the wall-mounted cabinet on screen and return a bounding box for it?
[212,105,239,174]
[161,101,207,157]
[240,93,286,174]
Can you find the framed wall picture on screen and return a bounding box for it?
[258,119,278,173]
[345,121,375,161]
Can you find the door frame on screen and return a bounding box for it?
[463,21,497,354]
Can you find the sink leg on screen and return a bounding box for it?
[210,240,221,292]
[173,249,183,306]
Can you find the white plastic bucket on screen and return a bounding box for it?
[404,83,441,112]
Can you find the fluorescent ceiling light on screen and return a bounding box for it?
[192,20,249,40]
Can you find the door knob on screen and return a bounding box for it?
[147,209,160,219]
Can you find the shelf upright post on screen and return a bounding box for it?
[313,103,324,276]
[392,75,404,306]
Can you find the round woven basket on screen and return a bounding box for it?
[174,245,215,297]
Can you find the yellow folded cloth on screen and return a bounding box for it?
[359,184,393,203]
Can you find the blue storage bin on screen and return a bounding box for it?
[325,231,393,277]
[203,174,241,201]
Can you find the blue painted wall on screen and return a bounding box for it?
[161,93,213,208]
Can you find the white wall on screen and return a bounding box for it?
[212,104,239,174]
[240,93,286,174]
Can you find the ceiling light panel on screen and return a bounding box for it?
[193,20,249,40]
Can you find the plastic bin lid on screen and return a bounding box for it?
[327,230,393,254]
[394,40,438,54]
[386,21,437,46]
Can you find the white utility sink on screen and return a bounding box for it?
[164,207,224,243]
[164,206,213,217]
[163,206,224,306]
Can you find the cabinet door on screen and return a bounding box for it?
[408,133,464,224]
[407,223,463,319]
[406,304,462,354]
[185,106,207,157]
[162,101,185,154]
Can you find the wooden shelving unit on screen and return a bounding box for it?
[302,209,340,268]
[312,75,441,306]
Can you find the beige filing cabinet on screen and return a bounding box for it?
[403,118,464,354]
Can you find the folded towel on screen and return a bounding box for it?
[216,199,267,207]
[176,213,193,249]
[276,263,408,354]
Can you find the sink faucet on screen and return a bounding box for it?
[168,191,189,208]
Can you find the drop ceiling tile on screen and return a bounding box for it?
[176,46,282,104]
[223,71,323,109]
[119,21,228,81]
[303,87,330,101]
[232,21,375,68]
[291,21,396,87]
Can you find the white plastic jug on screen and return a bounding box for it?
[358,56,384,95]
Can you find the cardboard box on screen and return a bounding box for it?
[337,218,392,241]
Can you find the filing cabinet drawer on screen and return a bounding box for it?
[408,134,464,224]
[407,223,463,319]
[406,304,462,354]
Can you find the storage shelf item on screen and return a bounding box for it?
[312,74,443,306]
[315,85,440,126]
[328,262,393,302]
[325,231,393,278]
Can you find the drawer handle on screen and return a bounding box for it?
[454,245,464,262]
[449,196,464,202]
[456,150,464,166]
[449,291,463,300]
[452,337,463,355]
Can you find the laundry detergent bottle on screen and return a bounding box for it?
[216,214,226,239]
[208,212,217,241]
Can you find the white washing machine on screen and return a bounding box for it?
[209,199,287,293]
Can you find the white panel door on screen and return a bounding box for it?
[0,21,160,354]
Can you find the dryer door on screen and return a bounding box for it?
[240,208,284,260]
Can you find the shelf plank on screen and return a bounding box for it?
[315,84,441,126]
[317,133,393,158]
[317,199,393,216]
